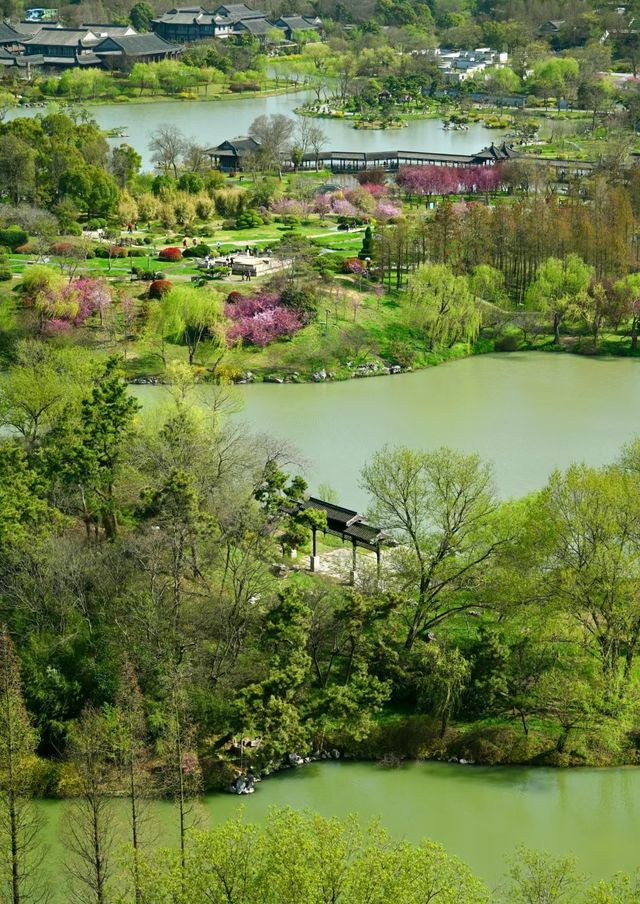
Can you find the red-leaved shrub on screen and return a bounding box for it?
[109,246,129,258]
[50,241,80,257]
[148,279,173,299]
[159,246,183,262]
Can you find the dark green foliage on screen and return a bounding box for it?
[359,225,374,261]
[0,228,28,252]
[177,173,204,195]
[235,210,264,229]
[182,243,212,258]
[129,0,154,32]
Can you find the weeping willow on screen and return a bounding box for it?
[407,263,482,349]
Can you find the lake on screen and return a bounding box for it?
[132,353,640,509]
[38,761,640,894]
[29,352,640,895]
[7,91,506,170]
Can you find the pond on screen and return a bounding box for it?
[6,91,506,169]
[38,761,640,895]
[132,353,640,508]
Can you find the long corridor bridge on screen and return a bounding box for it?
[207,139,597,178]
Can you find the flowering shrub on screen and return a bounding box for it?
[374,202,402,221]
[29,275,112,331]
[43,318,73,335]
[313,194,332,219]
[149,279,174,299]
[272,198,308,218]
[345,188,376,214]
[359,183,388,198]
[72,278,112,324]
[225,290,302,346]
[159,246,183,262]
[332,199,359,218]
[397,164,502,198]
[342,257,365,275]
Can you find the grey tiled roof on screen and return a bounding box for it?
[276,16,321,30]
[0,21,23,42]
[22,28,98,46]
[214,4,265,18]
[234,17,282,34]
[81,23,138,35]
[95,33,177,54]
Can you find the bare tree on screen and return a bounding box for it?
[149,126,186,177]
[182,142,209,175]
[293,119,327,170]
[161,671,202,876]
[111,662,152,904]
[248,114,296,174]
[0,628,47,904]
[64,709,114,904]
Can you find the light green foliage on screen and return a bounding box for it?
[583,874,640,903]
[0,341,93,452]
[157,286,224,365]
[419,644,471,737]
[407,263,482,349]
[470,264,507,305]
[137,808,491,904]
[361,445,500,649]
[532,57,580,99]
[537,463,640,700]
[525,254,594,343]
[506,846,584,904]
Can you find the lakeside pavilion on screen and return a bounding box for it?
[300,497,393,584]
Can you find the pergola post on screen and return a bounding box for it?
[376,542,381,586]
[349,539,357,586]
[310,525,320,573]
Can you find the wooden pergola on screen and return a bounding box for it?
[301,497,393,582]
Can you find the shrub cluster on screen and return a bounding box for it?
[225,290,302,346]
[158,247,183,262]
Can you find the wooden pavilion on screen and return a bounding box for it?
[300,497,392,583]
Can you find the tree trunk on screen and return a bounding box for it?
[9,791,20,904]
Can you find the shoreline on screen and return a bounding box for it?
[12,84,308,113]
[126,342,640,388]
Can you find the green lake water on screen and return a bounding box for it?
[133,352,640,507]
[39,761,640,892]
[42,353,640,891]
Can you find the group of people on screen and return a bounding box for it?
[244,245,272,257]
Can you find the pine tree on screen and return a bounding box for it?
[359,225,374,261]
